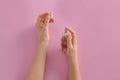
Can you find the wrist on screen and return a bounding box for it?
[68,59,78,67]
[38,41,48,49]
[68,54,78,64]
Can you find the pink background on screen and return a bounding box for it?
[0,0,120,80]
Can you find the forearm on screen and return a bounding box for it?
[68,55,80,80]
[25,42,47,80]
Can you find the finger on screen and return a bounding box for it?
[47,12,54,23]
[65,27,67,33]
[37,13,50,26]
[44,13,51,25]
[36,13,46,27]
[61,36,67,48]
[44,12,54,27]
[65,27,76,38]
[38,13,49,19]
[49,18,54,23]
[61,36,67,52]
[65,27,77,45]
[66,34,72,48]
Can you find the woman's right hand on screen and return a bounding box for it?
[61,27,77,61]
[36,12,54,46]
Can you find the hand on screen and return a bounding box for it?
[36,12,54,46]
[61,27,77,60]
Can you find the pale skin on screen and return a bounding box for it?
[25,13,80,80]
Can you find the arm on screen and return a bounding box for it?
[25,13,54,80]
[68,54,80,80]
[61,27,80,80]
[25,43,47,80]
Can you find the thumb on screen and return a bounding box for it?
[66,34,72,48]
